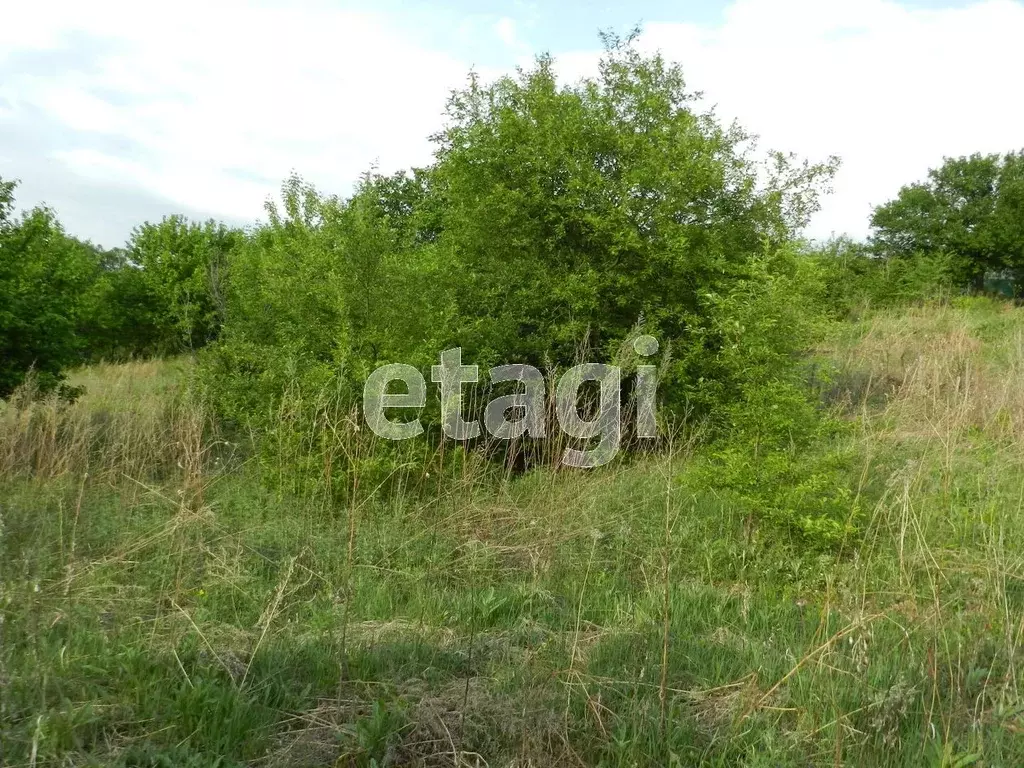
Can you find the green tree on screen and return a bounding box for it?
[77,247,169,361]
[0,178,98,396]
[429,33,838,424]
[871,151,1024,290]
[206,35,839,447]
[0,177,15,228]
[204,174,438,424]
[128,215,243,351]
[201,35,851,536]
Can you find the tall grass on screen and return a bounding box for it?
[3,301,1024,765]
[0,359,216,485]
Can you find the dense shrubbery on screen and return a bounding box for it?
[202,175,440,425]
[202,40,839,495]
[0,182,99,396]
[427,44,837,424]
[128,215,242,352]
[810,237,954,318]
[3,36,1022,543]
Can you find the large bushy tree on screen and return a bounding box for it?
[871,151,1024,289]
[206,35,838,452]
[428,34,837,421]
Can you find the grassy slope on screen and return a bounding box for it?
[3,298,1024,766]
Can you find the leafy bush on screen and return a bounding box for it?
[127,215,243,352]
[202,36,839,491]
[811,237,954,318]
[198,174,443,492]
[429,37,837,423]
[77,248,171,362]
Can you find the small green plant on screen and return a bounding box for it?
[348,700,410,767]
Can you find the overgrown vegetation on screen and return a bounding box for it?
[4,300,1024,765]
[2,32,1024,767]
[204,39,838,497]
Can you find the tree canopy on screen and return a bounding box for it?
[0,177,243,397]
[871,151,1024,289]
[202,35,839,477]
[426,38,837,420]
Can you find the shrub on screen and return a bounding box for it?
[811,237,954,318]
[429,36,838,429]
[201,35,840,492]
[127,215,244,352]
[199,174,443,492]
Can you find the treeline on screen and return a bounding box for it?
[3,36,1023,539]
[814,150,1024,314]
[0,179,241,395]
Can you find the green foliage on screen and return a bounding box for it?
[199,173,443,491]
[430,36,838,424]
[699,436,859,545]
[811,236,954,317]
[871,151,1024,290]
[128,215,243,351]
[0,175,245,395]
[202,35,840,489]
[11,27,1024,768]
[0,179,99,396]
[0,176,15,226]
[76,247,169,361]
[817,152,1024,317]
[9,300,1024,765]
[684,246,861,544]
[349,699,410,766]
[74,216,242,364]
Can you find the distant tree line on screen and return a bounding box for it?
[813,151,1024,314]
[0,179,242,397]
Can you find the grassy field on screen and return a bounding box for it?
[3,299,1024,766]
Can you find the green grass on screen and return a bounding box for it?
[4,302,1024,765]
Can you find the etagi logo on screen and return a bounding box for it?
[362,335,660,468]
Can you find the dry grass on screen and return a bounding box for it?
[0,358,220,484]
[833,298,1024,446]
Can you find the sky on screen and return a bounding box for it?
[1,0,1022,248]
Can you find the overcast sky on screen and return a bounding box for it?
[2,0,1022,248]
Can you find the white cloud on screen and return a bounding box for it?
[638,0,1024,237]
[1,0,1022,244]
[495,17,520,48]
[0,0,474,233]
